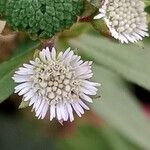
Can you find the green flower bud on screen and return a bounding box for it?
[3,0,83,39]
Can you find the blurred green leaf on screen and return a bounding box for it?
[0,41,40,103]
[145,5,150,13]
[86,0,102,7]
[57,124,140,150]
[70,25,150,90]
[92,65,150,150]
[19,101,29,109]
[82,1,97,16]
[145,0,150,7]
[0,114,55,150]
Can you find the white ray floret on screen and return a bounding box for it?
[94,0,149,43]
[12,47,100,122]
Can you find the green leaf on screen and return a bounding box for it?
[145,5,150,13]
[82,1,97,17]
[86,0,102,8]
[57,124,140,150]
[144,0,150,7]
[92,65,150,150]
[69,26,150,90]
[0,41,40,103]
[0,114,55,150]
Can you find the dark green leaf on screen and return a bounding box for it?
[0,41,40,103]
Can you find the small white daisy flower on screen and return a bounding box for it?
[12,47,100,122]
[94,0,149,43]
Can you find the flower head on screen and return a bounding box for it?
[12,47,100,122]
[94,0,149,43]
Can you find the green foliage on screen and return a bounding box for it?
[0,41,40,103]
[3,0,83,39]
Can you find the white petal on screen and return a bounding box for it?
[29,95,37,106]
[23,91,35,101]
[61,47,71,60]
[78,100,90,110]
[34,97,42,111]
[12,75,31,83]
[39,51,46,63]
[56,103,62,121]
[72,102,81,117]
[80,87,97,95]
[36,100,45,118]
[64,50,74,63]
[81,84,98,92]
[57,51,63,60]
[23,64,34,69]
[73,102,84,115]
[59,103,68,121]
[45,47,51,61]
[82,80,101,87]
[18,86,31,96]
[80,94,93,103]
[15,70,34,75]
[14,82,32,93]
[63,104,69,121]
[94,13,104,19]
[132,32,143,40]
[78,73,93,79]
[41,103,49,119]
[51,47,56,60]
[135,29,149,37]
[50,104,56,121]
[66,103,74,122]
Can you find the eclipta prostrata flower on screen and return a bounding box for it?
[94,0,149,43]
[12,47,100,122]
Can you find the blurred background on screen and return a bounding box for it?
[1,20,150,150]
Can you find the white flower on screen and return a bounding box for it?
[12,47,100,122]
[94,0,149,43]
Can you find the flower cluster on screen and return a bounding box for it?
[3,0,83,39]
[94,0,149,43]
[13,47,100,122]
[11,0,149,123]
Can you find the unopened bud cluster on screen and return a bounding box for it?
[3,0,83,38]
